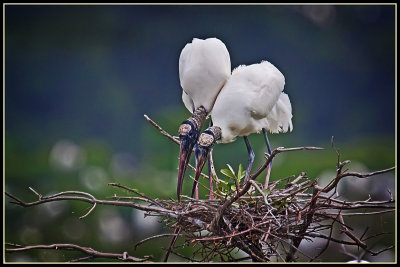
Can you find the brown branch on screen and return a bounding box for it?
[192,221,269,242]
[208,146,324,233]
[5,243,149,262]
[251,146,324,181]
[133,233,179,250]
[338,214,368,250]
[6,118,395,263]
[286,180,319,262]
[319,165,395,194]
[339,167,395,179]
[164,227,181,262]
[144,114,180,145]
[5,188,197,222]
[311,210,342,261]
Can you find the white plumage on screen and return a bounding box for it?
[210,60,293,143]
[192,60,293,199]
[176,37,231,201]
[181,90,194,113]
[179,38,231,113]
[265,92,293,134]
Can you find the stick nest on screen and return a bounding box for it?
[139,167,394,262]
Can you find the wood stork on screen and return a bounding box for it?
[176,37,231,201]
[192,60,293,196]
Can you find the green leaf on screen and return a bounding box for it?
[220,168,235,179]
[227,164,236,178]
[238,164,245,181]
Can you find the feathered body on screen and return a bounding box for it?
[179,38,231,113]
[210,61,293,143]
[176,37,231,202]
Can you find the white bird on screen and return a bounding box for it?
[192,60,293,195]
[176,37,231,201]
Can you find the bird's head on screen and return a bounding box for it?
[177,120,200,201]
[191,130,217,197]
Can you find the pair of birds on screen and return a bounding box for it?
[176,37,293,201]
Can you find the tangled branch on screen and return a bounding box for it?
[5,243,150,262]
[4,115,395,262]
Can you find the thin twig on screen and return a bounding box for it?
[5,243,149,262]
[144,114,180,145]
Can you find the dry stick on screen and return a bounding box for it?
[164,227,181,262]
[338,214,368,250]
[288,232,359,246]
[108,182,164,208]
[192,221,270,242]
[6,189,208,226]
[133,233,179,250]
[318,202,395,210]
[316,195,394,207]
[321,210,396,217]
[5,243,149,262]
[268,174,296,191]
[270,180,313,206]
[267,233,313,261]
[310,210,342,261]
[322,167,395,193]
[144,114,180,145]
[286,180,319,262]
[248,180,280,227]
[208,146,324,233]
[233,239,265,262]
[251,147,324,180]
[6,190,168,215]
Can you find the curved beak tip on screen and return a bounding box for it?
[176,142,194,201]
[191,147,209,198]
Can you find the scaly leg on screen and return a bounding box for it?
[192,144,199,199]
[208,149,214,200]
[243,136,255,184]
[207,120,214,199]
[262,128,273,190]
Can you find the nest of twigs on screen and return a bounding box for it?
[139,165,394,262]
[160,173,318,262]
[4,115,395,262]
[140,115,395,262]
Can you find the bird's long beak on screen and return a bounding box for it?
[191,145,210,198]
[177,138,195,201]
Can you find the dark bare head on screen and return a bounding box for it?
[191,126,221,198]
[176,106,207,201]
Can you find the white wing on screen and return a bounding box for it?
[179,38,231,112]
[181,90,194,113]
[264,92,293,134]
[211,61,286,143]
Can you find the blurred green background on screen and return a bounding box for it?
[4,4,395,262]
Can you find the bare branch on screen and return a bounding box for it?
[5,119,395,263]
[144,114,180,145]
[5,243,149,262]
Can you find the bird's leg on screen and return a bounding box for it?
[243,136,255,184]
[208,120,214,200]
[194,144,199,200]
[208,149,214,200]
[262,128,273,190]
[195,183,199,199]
